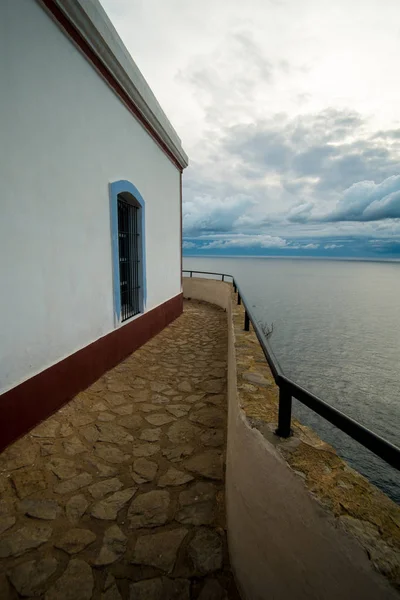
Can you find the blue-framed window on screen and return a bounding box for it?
[110,181,146,324]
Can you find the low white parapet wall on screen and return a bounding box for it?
[183,277,399,600]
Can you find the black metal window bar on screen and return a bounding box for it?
[182,270,400,471]
[118,197,141,321]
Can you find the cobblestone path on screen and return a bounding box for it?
[0,300,240,599]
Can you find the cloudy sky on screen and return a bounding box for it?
[102,0,400,258]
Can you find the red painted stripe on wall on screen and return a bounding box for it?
[0,294,183,453]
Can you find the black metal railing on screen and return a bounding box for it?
[182,270,400,471]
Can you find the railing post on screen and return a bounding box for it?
[190,271,193,278]
[244,311,250,331]
[233,281,237,293]
[276,384,292,438]
[222,274,225,282]
[237,293,241,305]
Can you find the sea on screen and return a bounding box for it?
[183,256,400,503]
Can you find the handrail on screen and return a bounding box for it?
[182,269,400,471]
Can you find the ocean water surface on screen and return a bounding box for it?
[183,256,400,503]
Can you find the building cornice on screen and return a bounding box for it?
[39,0,188,170]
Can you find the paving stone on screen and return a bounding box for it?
[133,458,158,481]
[151,394,170,405]
[203,394,225,407]
[194,402,206,410]
[104,573,116,590]
[166,405,191,418]
[0,525,52,557]
[199,380,225,394]
[55,529,96,554]
[162,446,194,463]
[129,578,163,600]
[111,404,133,415]
[102,582,123,600]
[104,392,127,406]
[108,381,132,393]
[0,573,13,600]
[91,487,137,520]
[158,468,194,487]
[150,381,169,392]
[19,498,61,520]
[46,457,78,479]
[163,389,180,396]
[162,577,191,600]
[54,472,92,495]
[189,407,225,428]
[38,440,57,456]
[176,502,215,526]
[98,413,116,422]
[70,414,95,428]
[132,442,160,457]
[132,528,188,572]
[184,450,223,480]
[184,394,206,404]
[0,478,10,495]
[198,578,227,600]
[0,516,16,535]
[129,390,149,403]
[200,429,224,447]
[81,424,100,443]
[211,360,226,368]
[128,490,170,528]
[167,421,202,444]
[0,441,36,471]
[104,571,115,591]
[45,559,93,600]
[140,427,162,442]
[96,423,134,444]
[144,413,176,426]
[31,420,60,438]
[89,378,107,392]
[11,469,46,499]
[60,423,74,437]
[188,528,223,574]
[117,415,144,430]
[140,403,163,413]
[63,436,87,456]
[84,457,118,477]
[177,382,192,393]
[179,481,217,506]
[88,478,123,499]
[9,557,58,597]
[91,401,108,412]
[93,524,127,566]
[94,444,130,464]
[71,394,91,411]
[66,495,89,523]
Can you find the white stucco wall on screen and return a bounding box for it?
[0,0,182,394]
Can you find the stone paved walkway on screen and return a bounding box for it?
[0,300,240,600]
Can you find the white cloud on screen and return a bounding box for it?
[183,194,257,234]
[324,244,343,249]
[323,175,400,222]
[202,234,288,249]
[182,241,196,249]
